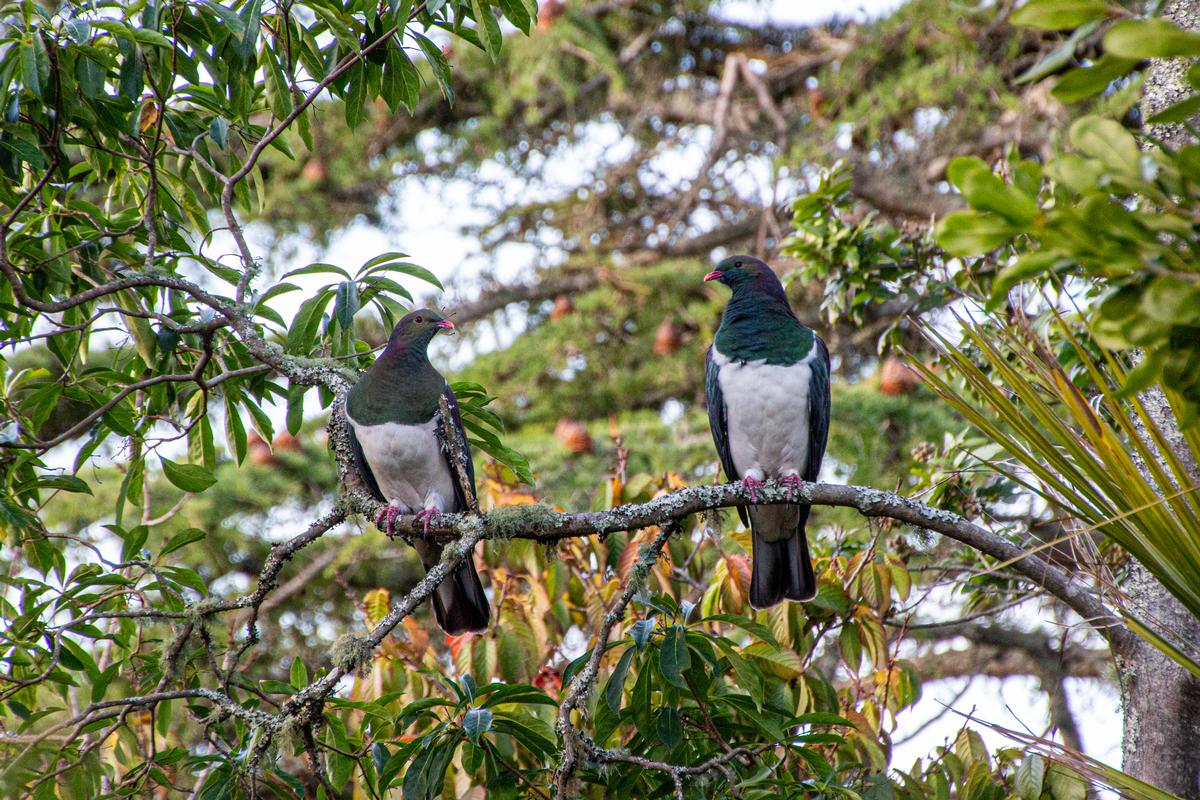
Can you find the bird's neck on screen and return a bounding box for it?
[715,291,814,365]
[350,345,445,425]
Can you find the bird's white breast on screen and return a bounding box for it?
[713,346,815,480]
[350,417,456,513]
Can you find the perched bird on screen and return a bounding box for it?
[704,256,831,607]
[345,309,489,634]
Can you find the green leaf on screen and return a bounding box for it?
[334,281,361,331]
[290,657,308,689]
[256,681,294,695]
[383,47,420,114]
[160,528,206,557]
[21,36,50,98]
[401,741,433,800]
[1052,56,1139,103]
[160,457,217,493]
[75,54,105,99]
[1010,0,1110,30]
[286,383,306,436]
[210,117,229,149]
[839,623,863,672]
[1016,755,1046,800]
[359,258,444,290]
[283,262,353,280]
[470,0,503,61]
[631,618,655,650]
[1105,18,1200,59]
[234,0,263,62]
[202,1,245,37]
[344,62,367,129]
[33,475,93,495]
[1069,115,1140,178]
[287,289,334,354]
[225,394,248,464]
[947,157,1038,225]
[702,613,779,647]
[499,0,531,34]
[120,524,150,562]
[1017,21,1102,84]
[117,38,144,100]
[415,33,454,104]
[490,712,557,757]
[935,210,1020,256]
[1147,94,1200,125]
[656,707,682,749]
[1046,763,1088,800]
[463,707,493,743]
[264,47,293,121]
[90,663,119,703]
[604,647,635,713]
[743,641,804,677]
[658,625,691,688]
[22,382,61,432]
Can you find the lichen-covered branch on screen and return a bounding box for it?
[358,479,1127,648]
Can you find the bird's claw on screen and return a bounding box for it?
[741,476,764,503]
[414,508,439,537]
[376,505,404,538]
[781,475,803,501]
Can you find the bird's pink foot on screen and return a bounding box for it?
[781,475,804,500]
[376,505,404,538]
[413,508,439,537]
[741,476,764,503]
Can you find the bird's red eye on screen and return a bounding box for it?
[414,316,423,323]
[735,260,743,268]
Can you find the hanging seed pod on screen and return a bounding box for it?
[879,355,920,396]
[554,417,593,454]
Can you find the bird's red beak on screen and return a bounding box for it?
[704,270,723,282]
[436,320,455,329]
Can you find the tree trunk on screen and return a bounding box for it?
[1116,4,1200,796]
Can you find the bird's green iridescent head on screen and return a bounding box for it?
[704,255,787,301]
[386,308,455,352]
[707,255,810,363]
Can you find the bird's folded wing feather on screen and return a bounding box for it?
[805,337,831,484]
[705,346,749,527]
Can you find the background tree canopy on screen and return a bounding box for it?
[5,0,1200,798]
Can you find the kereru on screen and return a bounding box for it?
[345,309,489,634]
[703,256,831,607]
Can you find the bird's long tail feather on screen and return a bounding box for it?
[749,504,816,608]
[415,540,490,634]
[431,558,490,635]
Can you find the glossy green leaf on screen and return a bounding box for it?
[1010,0,1109,30]
[658,624,691,688]
[160,457,217,493]
[1105,18,1200,58]
[160,528,206,557]
[604,646,635,712]
[463,707,493,743]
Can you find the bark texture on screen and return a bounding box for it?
[1118,4,1200,796]
[1119,388,1200,798]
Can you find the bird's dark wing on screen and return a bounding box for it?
[706,346,748,527]
[805,336,831,484]
[345,410,386,503]
[440,383,478,512]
